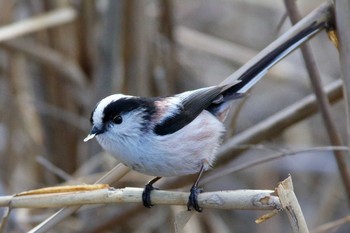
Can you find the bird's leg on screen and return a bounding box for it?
[187,164,205,212]
[142,176,162,208]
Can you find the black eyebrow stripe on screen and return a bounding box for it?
[102,97,157,125]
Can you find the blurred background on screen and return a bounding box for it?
[0,0,349,232]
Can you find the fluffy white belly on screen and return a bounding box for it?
[97,111,225,177]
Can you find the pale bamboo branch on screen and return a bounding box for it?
[0,188,280,211]
[0,7,77,42]
[276,176,309,233]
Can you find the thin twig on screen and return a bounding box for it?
[284,0,350,207]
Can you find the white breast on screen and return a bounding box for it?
[97,110,225,177]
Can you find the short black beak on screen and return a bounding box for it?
[91,126,104,135]
[83,126,104,142]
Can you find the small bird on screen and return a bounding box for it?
[84,20,323,212]
[84,84,243,212]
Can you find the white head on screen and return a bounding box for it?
[84,94,156,144]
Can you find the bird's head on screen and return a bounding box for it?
[84,94,156,144]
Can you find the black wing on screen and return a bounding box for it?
[154,86,223,136]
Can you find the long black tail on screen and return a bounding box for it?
[220,1,332,96]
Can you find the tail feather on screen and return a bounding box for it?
[219,2,330,96]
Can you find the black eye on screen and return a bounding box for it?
[112,115,123,124]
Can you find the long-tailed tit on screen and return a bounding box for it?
[84,14,327,212]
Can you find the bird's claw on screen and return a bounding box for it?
[187,186,203,212]
[142,183,158,208]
